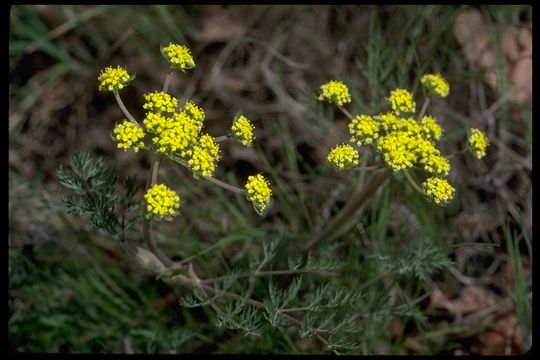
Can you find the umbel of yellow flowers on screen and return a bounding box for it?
[98,43,273,219]
[318,74,489,206]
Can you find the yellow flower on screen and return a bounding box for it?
[467,128,489,159]
[423,177,455,205]
[420,116,443,141]
[143,92,178,113]
[419,152,450,177]
[231,115,255,146]
[143,112,168,135]
[245,174,272,215]
[376,131,417,171]
[373,112,400,133]
[421,73,450,98]
[187,134,221,178]
[162,43,195,71]
[349,115,379,146]
[98,66,131,92]
[151,112,201,156]
[113,120,145,153]
[180,100,205,127]
[144,183,181,221]
[327,144,360,171]
[317,80,351,107]
[387,88,416,115]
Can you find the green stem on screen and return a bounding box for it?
[113,89,140,126]
[417,98,431,120]
[214,135,231,142]
[143,157,172,267]
[403,170,423,194]
[162,66,173,93]
[337,105,354,120]
[171,155,246,194]
[304,168,393,251]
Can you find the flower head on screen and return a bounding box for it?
[162,43,195,71]
[143,112,168,135]
[181,100,205,127]
[387,88,416,115]
[143,92,178,113]
[245,174,272,215]
[144,183,181,221]
[421,73,450,98]
[317,80,351,107]
[151,112,201,156]
[187,134,221,178]
[231,115,255,146]
[327,144,360,171]
[467,128,489,159]
[420,116,443,141]
[98,66,131,92]
[373,112,400,133]
[349,115,379,146]
[376,131,417,171]
[419,152,450,177]
[113,120,145,153]
[423,177,455,205]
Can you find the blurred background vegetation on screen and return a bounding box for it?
[9,5,531,354]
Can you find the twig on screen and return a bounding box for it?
[113,89,140,126]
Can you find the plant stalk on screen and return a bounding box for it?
[143,157,172,266]
[304,168,392,251]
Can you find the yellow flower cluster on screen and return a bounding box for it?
[387,88,416,115]
[143,92,178,113]
[467,128,489,159]
[317,80,351,106]
[373,112,400,132]
[327,144,360,171]
[245,174,272,215]
[420,116,443,141]
[150,112,202,156]
[144,183,181,221]
[181,100,205,126]
[316,75,466,205]
[98,66,131,92]
[231,115,255,146]
[349,115,379,146]
[376,131,417,171]
[422,177,455,205]
[187,134,221,178]
[162,43,196,71]
[113,120,145,153]
[421,73,450,98]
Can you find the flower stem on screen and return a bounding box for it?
[403,170,423,194]
[417,98,431,120]
[338,105,354,120]
[143,157,172,267]
[304,168,393,251]
[162,66,173,93]
[113,89,140,126]
[171,155,246,194]
[214,135,231,142]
